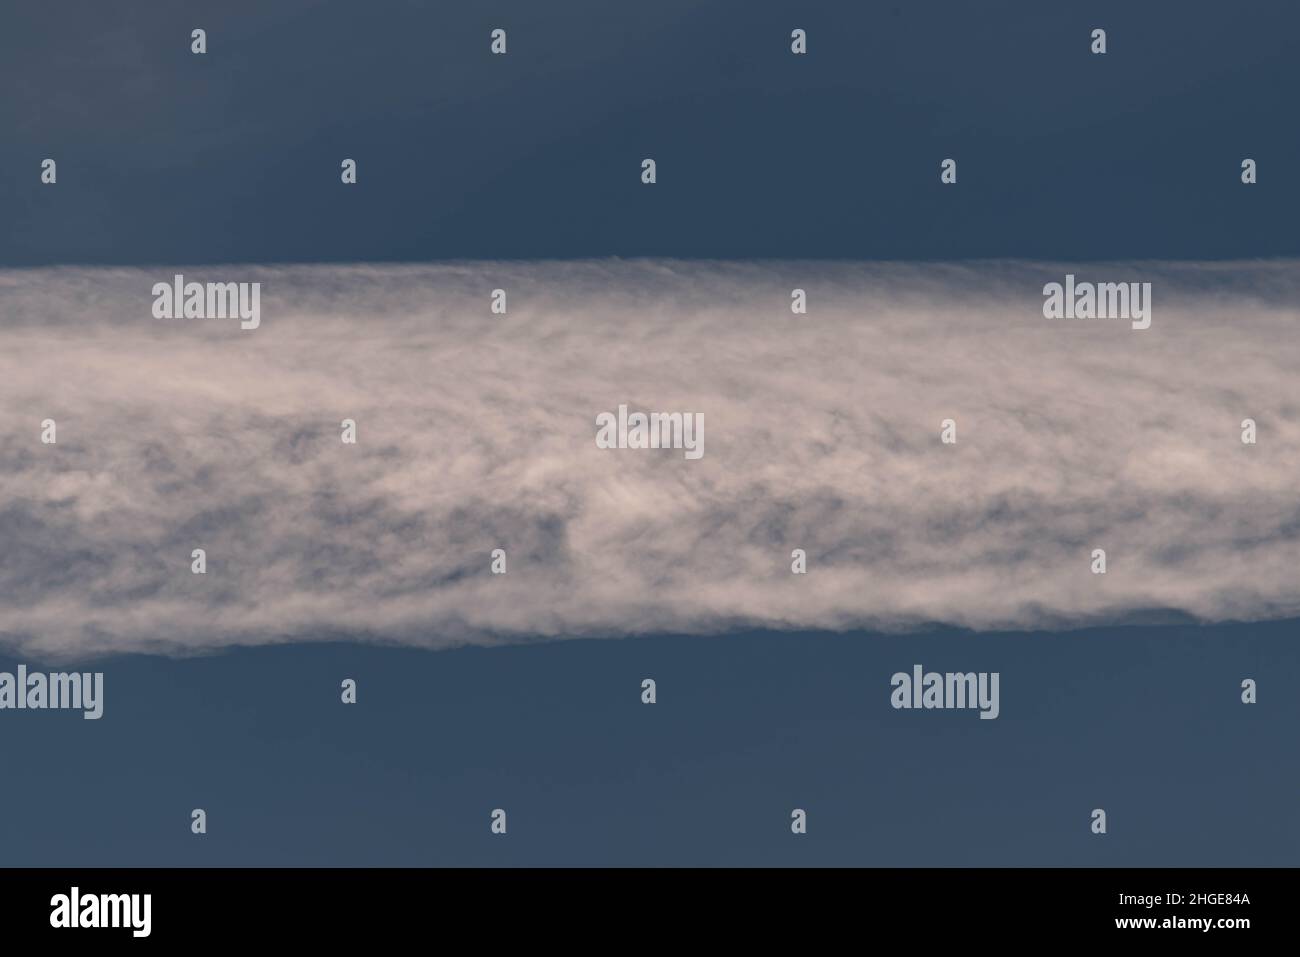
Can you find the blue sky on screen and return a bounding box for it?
[3,621,1298,866]
[1,0,1297,265]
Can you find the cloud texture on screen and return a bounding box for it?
[0,259,1297,659]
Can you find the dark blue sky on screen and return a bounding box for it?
[2,621,1296,866]
[1,0,1296,266]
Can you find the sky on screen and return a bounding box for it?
[1,621,1297,867]
[1,0,1298,265]
[0,0,1297,866]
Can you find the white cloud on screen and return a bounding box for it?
[0,259,1297,660]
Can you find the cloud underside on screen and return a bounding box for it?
[0,259,1297,660]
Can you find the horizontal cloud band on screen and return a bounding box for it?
[0,259,1297,659]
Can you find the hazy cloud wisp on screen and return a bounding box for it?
[0,259,1297,659]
